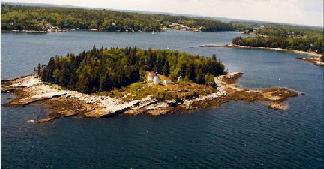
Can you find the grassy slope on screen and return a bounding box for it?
[99,75,215,101]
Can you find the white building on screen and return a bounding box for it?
[153,75,160,85]
[163,79,172,85]
[147,72,154,82]
[178,76,183,82]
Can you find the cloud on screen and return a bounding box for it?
[6,0,323,26]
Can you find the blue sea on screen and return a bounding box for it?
[1,31,323,169]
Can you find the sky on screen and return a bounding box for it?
[5,0,324,27]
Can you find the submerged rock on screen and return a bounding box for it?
[268,102,288,110]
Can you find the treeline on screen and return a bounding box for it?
[189,20,234,32]
[232,28,324,56]
[255,27,323,37]
[1,4,235,32]
[37,47,225,93]
[231,21,323,32]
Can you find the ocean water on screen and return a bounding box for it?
[1,31,323,169]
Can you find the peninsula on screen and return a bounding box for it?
[2,47,299,123]
[231,27,324,66]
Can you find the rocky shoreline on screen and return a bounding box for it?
[226,44,322,57]
[1,72,299,123]
[296,56,324,66]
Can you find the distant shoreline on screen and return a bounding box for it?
[1,29,159,33]
[227,44,324,66]
[199,43,324,66]
[200,43,322,57]
[226,44,322,57]
[1,28,241,34]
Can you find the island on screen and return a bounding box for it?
[231,27,324,66]
[1,47,299,123]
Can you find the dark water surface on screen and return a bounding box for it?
[1,31,324,169]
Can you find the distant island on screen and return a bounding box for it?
[1,4,235,32]
[232,27,324,65]
[2,47,299,123]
